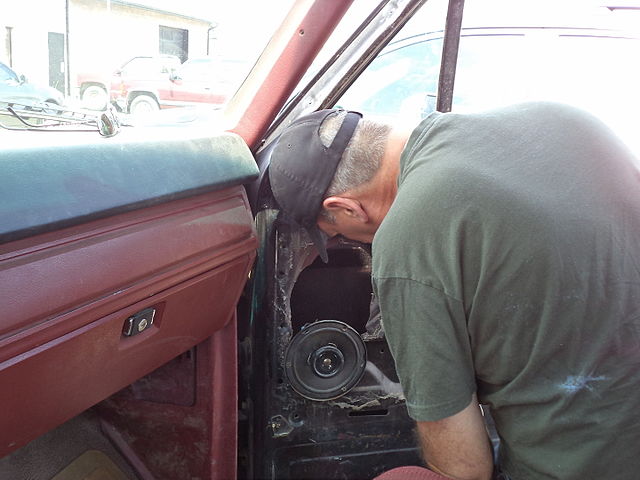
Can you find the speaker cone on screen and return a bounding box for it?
[285,320,366,401]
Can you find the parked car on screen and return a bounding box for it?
[0,61,64,106]
[76,55,182,110]
[112,57,244,115]
[0,1,639,479]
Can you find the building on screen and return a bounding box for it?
[1,0,215,96]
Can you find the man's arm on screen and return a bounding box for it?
[416,394,493,480]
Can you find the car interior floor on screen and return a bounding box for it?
[0,409,138,480]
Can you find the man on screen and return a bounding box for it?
[268,103,640,480]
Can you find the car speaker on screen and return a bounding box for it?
[285,320,366,401]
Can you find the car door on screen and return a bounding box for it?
[241,0,640,478]
[114,56,180,102]
[168,59,216,106]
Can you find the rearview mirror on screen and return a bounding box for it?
[96,108,120,137]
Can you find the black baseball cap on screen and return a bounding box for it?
[269,109,362,262]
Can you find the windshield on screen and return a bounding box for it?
[0,0,293,125]
[2,0,639,144]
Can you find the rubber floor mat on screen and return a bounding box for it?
[52,450,130,480]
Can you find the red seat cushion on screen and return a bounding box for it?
[373,466,450,480]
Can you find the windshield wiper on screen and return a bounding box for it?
[0,101,121,137]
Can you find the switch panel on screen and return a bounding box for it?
[122,307,156,337]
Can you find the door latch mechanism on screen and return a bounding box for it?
[122,307,156,337]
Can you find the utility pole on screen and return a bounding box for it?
[65,0,70,96]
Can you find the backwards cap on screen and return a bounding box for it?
[269,109,362,262]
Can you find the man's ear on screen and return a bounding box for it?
[322,196,369,223]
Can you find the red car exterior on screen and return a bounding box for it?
[113,57,240,115]
[76,55,182,111]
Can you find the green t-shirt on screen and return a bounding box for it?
[371,102,640,479]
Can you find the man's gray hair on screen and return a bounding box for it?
[318,111,391,222]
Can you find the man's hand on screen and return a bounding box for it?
[416,394,493,480]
